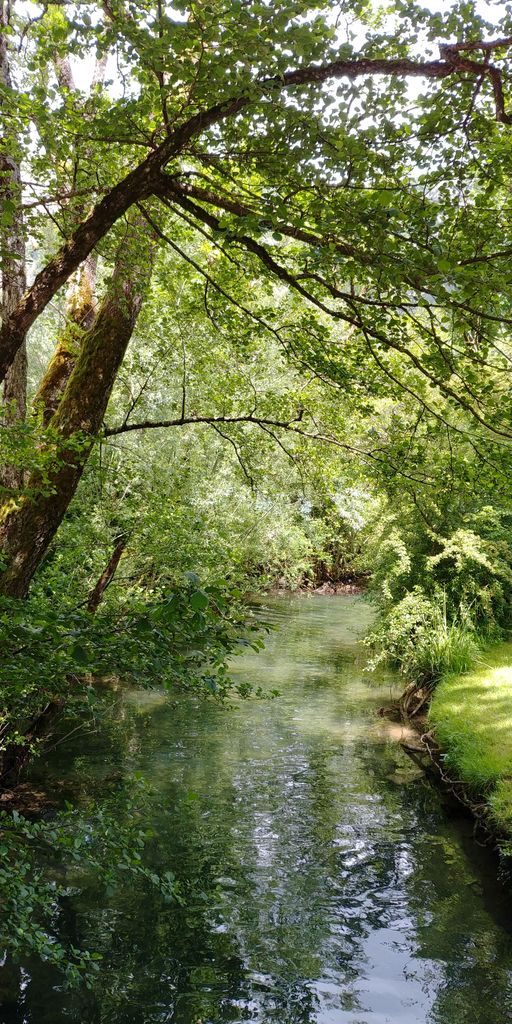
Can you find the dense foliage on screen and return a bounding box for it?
[3,0,512,985]
[363,417,512,684]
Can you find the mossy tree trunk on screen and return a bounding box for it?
[1,0,27,493]
[33,254,98,427]
[33,49,106,426]
[0,220,154,597]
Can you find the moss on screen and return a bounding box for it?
[429,643,512,833]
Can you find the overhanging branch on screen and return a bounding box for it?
[2,37,511,382]
[103,409,434,485]
[104,412,304,437]
[157,180,512,444]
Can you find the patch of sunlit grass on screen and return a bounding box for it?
[429,643,512,832]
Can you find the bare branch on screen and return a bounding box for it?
[440,36,512,54]
[210,423,255,490]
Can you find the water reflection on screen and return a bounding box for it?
[1,595,512,1023]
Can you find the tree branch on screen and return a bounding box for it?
[210,423,255,489]
[0,98,245,381]
[104,409,434,485]
[159,180,512,443]
[3,39,510,381]
[104,412,305,437]
[169,177,361,259]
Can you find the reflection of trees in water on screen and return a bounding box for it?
[3,599,512,1023]
[0,696,369,1021]
[412,841,512,1024]
[357,736,512,1024]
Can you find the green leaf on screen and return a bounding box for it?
[70,643,89,666]
[189,590,209,611]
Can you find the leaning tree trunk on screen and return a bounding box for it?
[33,47,107,426]
[0,0,27,492]
[33,253,98,426]
[87,533,127,613]
[0,220,154,597]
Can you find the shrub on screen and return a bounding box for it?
[365,588,481,686]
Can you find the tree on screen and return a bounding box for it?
[2,1,512,596]
[0,0,27,491]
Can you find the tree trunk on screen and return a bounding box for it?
[33,254,98,426]
[1,0,27,492]
[34,48,104,425]
[0,219,154,597]
[87,534,127,613]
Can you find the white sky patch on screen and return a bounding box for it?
[15,0,508,99]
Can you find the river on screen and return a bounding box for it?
[1,595,512,1023]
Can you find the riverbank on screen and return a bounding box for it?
[270,576,369,597]
[403,643,512,857]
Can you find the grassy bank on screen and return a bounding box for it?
[428,643,512,840]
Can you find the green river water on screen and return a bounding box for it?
[1,595,512,1023]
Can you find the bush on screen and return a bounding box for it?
[364,501,512,687]
[365,588,482,686]
[0,575,262,783]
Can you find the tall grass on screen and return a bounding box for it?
[366,589,483,687]
[411,614,481,684]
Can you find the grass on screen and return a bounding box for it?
[413,619,481,683]
[429,643,512,834]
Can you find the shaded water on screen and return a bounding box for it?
[2,595,512,1023]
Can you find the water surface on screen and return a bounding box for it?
[2,595,512,1023]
